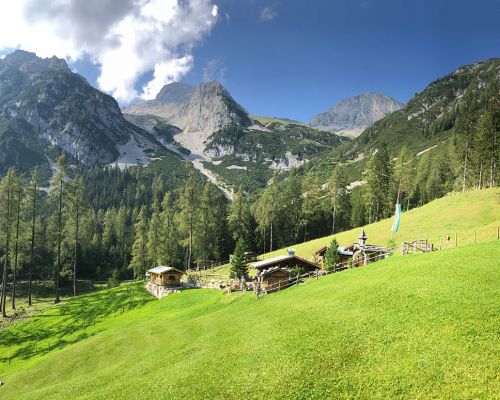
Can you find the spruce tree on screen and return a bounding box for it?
[50,154,69,303]
[366,143,393,221]
[0,169,14,316]
[130,207,148,278]
[160,192,182,268]
[230,238,248,280]
[324,238,340,271]
[147,199,162,267]
[27,168,39,307]
[328,165,350,234]
[177,170,199,269]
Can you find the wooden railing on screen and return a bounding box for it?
[401,240,434,255]
[255,251,392,297]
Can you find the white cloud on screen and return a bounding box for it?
[0,0,219,103]
[260,6,277,22]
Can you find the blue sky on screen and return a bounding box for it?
[3,0,499,122]
[181,0,500,122]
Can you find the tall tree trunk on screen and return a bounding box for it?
[1,174,12,317]
[331,204,336,235]
[270,223,273,253]
[12,189,21,310]
[478,161,483,190]
[462,139,468,193]
[73,194,79,296]
[55,179,63,304]
[29,179,37,307]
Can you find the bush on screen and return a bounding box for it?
[107,269,120,288]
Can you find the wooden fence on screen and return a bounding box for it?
[255,251,392,298]
[401,239,434,255]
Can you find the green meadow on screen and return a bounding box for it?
[264,188,500,260]
[1,241,499,399]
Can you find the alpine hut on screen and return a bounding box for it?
[146,266,185,298]
[252,250,320,291]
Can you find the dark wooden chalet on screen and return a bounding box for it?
[252,253,320,290]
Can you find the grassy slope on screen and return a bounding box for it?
[264,188,500,261]
[1,242,499,399]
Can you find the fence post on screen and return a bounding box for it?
[439,237,442,250]
[455,233,458,247]
[497,226,499,240]
[474,230,477,243]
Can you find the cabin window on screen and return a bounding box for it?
[168,275,176,281]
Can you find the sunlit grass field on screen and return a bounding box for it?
[1,241,499,399]
[265,188,500,260]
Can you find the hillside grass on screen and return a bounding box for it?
[1,242,499,399]
[264,188,500,261]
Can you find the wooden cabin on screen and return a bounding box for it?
[252,253,320,290]
[252,254,320,274]
[147,266,184,287]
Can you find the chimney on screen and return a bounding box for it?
[287,248,295,256]
[358,230,367,246]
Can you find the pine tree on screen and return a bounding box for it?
[177,170,199,269]
[300,177,321,242]
[366,143,393,221]
[27,168,39,307]
[230,238,248,280]
[159,192,182,268]
[115,206,131,269]
[147,199,162,267]
[10,172,23,310]
[228,186,253,244]
[50,154,69,304]
[324,238,340,271]
[394,145,415,210]
[328,165,350,234]
[0,169,14,316]
[194,183,217,269]
[350,189,366,228]
[454,93,479,192]
[69,175,84,296]
[130,207,148,278]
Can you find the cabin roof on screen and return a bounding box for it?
[147,266,184,275]
[251,255,319,270]
[258,266,294,277]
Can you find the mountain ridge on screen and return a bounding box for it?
[310,92,404,138]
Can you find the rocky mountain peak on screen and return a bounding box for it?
[1,49,69,75]
[155,82,196,105]
[310,92,403,137]
[0,50,157,174]
[182,81,251,135]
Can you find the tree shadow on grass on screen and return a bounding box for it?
[0,282,154,365]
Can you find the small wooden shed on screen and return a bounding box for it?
[147,266,184,287]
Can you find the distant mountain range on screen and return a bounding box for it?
[309,92,404,138]
[124,80,346,192]
[0,49,497,195]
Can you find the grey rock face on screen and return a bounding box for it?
[125,80,252,145]
[182,81,251,137]
[0,50,149,171]
[310,92,403,137]
[124,82,196,125]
